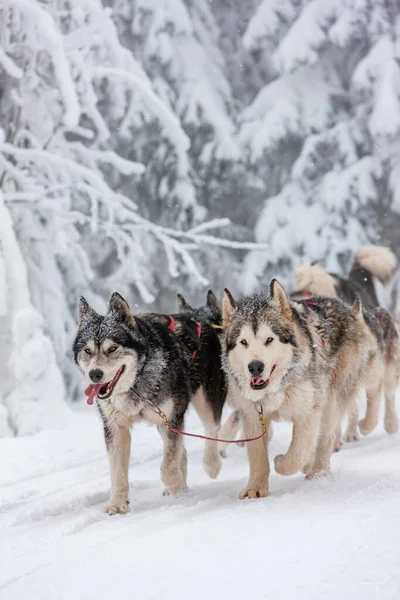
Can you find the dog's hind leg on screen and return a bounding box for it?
[158,424,187,496]
[102,416,132,516]
[275,409,322,477]
[192,387,222,479]
[219,410,242,457]
[383,363,399,434]
[240,407,270,499]
[359,383,383,436]
[343,396,360,443]
[306,397,341,478]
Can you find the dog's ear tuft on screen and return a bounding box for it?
[222,288,236,325]
[78,297,97,327]
[206,290,222,318]
[269,279,291,319]
[108,292,134,326]
[177,293,193,314]
[351,296,364,321]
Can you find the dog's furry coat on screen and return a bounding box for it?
[293,245,399,441]
[222,280,383,499]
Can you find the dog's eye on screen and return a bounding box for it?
[84,348,92,355]
[240,339,248,347]
[265,337,274,345]
[108,345,118,354]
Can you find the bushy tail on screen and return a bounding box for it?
[295,263,337,297]
[352,246,396,284]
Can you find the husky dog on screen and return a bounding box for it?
[294,245,396,309]
[74,292,217,515]
[293,248,399,441]
[176,290,228,469]
[222,280,380,499]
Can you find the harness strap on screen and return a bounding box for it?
[140,394,268,444]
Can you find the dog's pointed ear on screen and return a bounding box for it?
[177,293,193,314]
[206,289,221,318]
[222,288,236,325]
[78,297,97,327]
[351,296,364,321]
[107,292,134,326]
[270,279,291,319]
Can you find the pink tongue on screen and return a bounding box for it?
[84,383,103,406]
[252,377,265,386]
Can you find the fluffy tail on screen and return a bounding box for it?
[295,264,337,297]
[352,246,396,285]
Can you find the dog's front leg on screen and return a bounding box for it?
[239,407,270,499]
[158,424,188,496]
[104,422,131,515]
[275,410,321,476]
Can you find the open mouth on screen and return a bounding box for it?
[250,365,276,391]
[84,365,125,405]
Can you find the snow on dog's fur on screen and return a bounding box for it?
[221,280,380,499]
[74,292,226,515]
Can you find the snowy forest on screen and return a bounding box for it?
[1,0,400,436]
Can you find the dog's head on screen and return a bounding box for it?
[73,292,146,400]
[222,280,297,403]
[177,289,222,328]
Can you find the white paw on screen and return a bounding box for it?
[203,455,222,479]
[239,485,269,499]
[385,414,399,435]
[359,419,376,436]
[103,500,130,515]
[274,453,302,476]
[343,431,360,443]
[162,481,187,496]
[305,468,330,480]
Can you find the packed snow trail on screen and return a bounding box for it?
[0,403,399,600]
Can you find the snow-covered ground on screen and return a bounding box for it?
[1,401,399,600]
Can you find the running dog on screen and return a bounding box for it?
[293,246,399,442]
[293,245,396,308]
[74,292,220,515]
[222,281,381,499]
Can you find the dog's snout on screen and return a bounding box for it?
[89,368,104,383]
[248,361,265,376]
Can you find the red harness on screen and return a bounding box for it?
[167,316,202,359]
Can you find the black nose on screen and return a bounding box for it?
[89,368,104,383]
[248,361,265,376]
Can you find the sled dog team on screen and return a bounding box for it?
[74,245,400,514]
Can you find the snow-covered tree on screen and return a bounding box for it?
[0,0,265,427]
[240,0,400,296]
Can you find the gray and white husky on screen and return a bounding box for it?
[222,280,381,499]
[73,292,222,515]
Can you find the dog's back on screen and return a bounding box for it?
[294,245,396,310]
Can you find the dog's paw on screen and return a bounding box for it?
[103,500,130,516]
[332,439,343,452]
[239,485,269,500]
[203,455,222,479]
[274,453,301,476]
[343,430,360,443]
[384,414,399,435]
[163,482,187,496]
[359,418,376,436]
[219,449,227,458]
[305,468,330,480]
